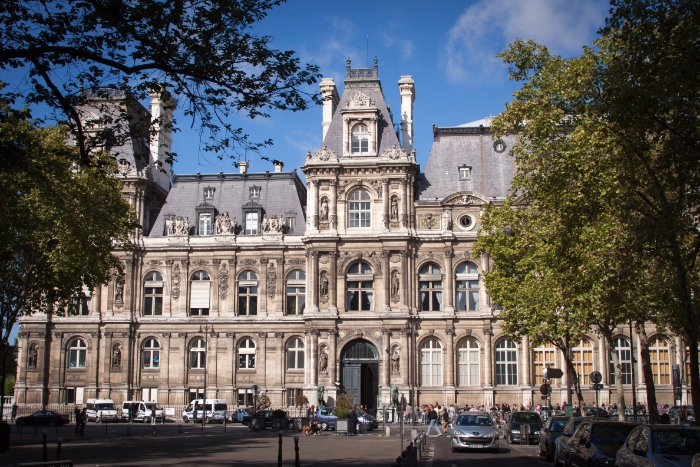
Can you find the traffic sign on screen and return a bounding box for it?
[590,371,602,384]
[544,368,564,379]
[589,383,604,390]
[541,396,548,400]
[540,383,551,395]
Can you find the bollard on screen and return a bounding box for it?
[152,425,156,435]
[126,426,131,436]
[178,424,183,434]
[278,430,283,467]
[42,430,47,461]
[396,456,402,466]
[294,436,300,467]
[224,417,227,432]
[34,423,38,436]
[411,428,417,440]
[100,411,103,424]
[105,419,108,434]
[385,425,391,437]
[56,437,62,461]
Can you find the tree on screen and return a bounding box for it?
[0,101,135,413]
[0,0,321,166]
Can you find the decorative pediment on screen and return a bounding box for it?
[441,191,490,206]
[345,91,375,109]
[380,145,408,161]
[312,146,338,163]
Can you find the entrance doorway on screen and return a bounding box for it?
[340,339,379,410]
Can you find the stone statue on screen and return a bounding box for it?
[390,384,399,409]
[391,271,400,297]
[316,384,325,406]
[320,271,329,297]
[320,198,329,221]
[261,215,269,233]
[114,279,124,303]
[28,344,38,368]
[443,211,452,230]
[391,348,400,373]
[214,211,236,235]
[390,197,399,221]
[319,350,328,373]
[112,344,122,368]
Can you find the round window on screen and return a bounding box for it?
[457,213,476,231]
[493,139,507,153]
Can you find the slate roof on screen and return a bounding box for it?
[416,122,517,200]
[149,171,307,236]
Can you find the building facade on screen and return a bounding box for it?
[15,60,684,411]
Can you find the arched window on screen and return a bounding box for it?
[346,261,374,311]
[238,338,256,369]
[190,271,210,316]
[351,123,369,154]
[456,262,479,311]
[420,338,442,386]
[650,337,670,385]
[495,339,518,385]
[142,339,160,369]
[457,338,480,386]
[68,339,87,368]
[533,342,556,385]
[609,337,632,385]
[287,338,305,370]
[286,270,306,315]
[238,271,258,316]
[419,263,442,312]
[572,339,594,385]
[348,189,371,228]
[144,271,164,316]
[189,338,206,369]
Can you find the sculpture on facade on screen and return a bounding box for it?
[320,271,329,297]
[390,271,400,298]
[28,344,38,368]
[319,350,328,374]
[167,216,190,236]
[390,384,399,408]
[112,344,122,368]
[261,214,284,234]
[391,348,400,373]
[320,198,329,221]
[443,211,452,231]
[114,278,124,303]
[214,211,236,235]
[261,215,269,233]
[390,196,399,221]
[316,384,325,406]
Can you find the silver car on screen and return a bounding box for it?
[616,425,700,467]
[451,412,500,453]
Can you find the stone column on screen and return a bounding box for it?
[399,180,407,230]
[600,335,608,386]
[329,180,338,232]
[329,331,337,385]
[400,250,409,313]
[522,334,531,386]
[309,252,319,312]
[310,331,318,389]
[329,253,338,314]
[401,331,410,384]
[275,333,284,390]
[484,330,493,387]
[445,329,455,388]
[382,251,391,312]
[309,180,319,233]
[382,179,389,231]
[381,330,390,388]
[443,249,454,313]
[258,333,267,390]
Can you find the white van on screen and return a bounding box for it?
[121,400,164,422]
[86,399,118,422]
[182,399,228,423]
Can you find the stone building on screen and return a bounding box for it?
[15,59,682,411]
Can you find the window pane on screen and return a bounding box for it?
[456,291,466,311]
[433,291,442,311]
[144,297,152,315]
[287,298,296,315]
[249,296,257,315]
[347,290,358,311]
[469,291,479,310]
[154,297,162,315]
[297,351,305,369]
[239,296,247,315]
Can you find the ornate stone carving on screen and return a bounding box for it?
[53,332,63,338]
[148,260,162,266]
[286,258,306,266]
[319,350,328,374]
[345,91,375,108]
[261,215,284,234]
[419,214,437,229]
[112,343,122,369]
[368,179,382,198]
[161,333,171,338]
[382,214,389,229]
[320,271,329,298]
[114,277,124,307]
[219,263,229,300]
[320,197,329,221]
[28,344,38,368]
[243,259,257,266]
[267,262,276,298]
[390,270,400,299]
[166,216,191,236]
[214,211,237,235]
[171,263,181,299]
[390,346,400,373]
[312,215,319,229]
[381,145,407,160]
[389,195,399,221]
[313,146,338,162]
[336,180,352,198]
[443,211,452,231]
[191,259,209,266]
[329,215,338,230]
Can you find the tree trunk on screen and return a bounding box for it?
[636,323,659,423]
[689,331,700,427]
[562,352,585,407]
[608,336,627,421]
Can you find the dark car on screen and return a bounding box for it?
[616,425,700,467]
[504,411,542,444]
[583,407,610,418]
[566,419,638,467]
[242,410,295,430]
[539,416,570,460]
[16,410,70,427]
[315,407,378,431]
[554,417,588,467]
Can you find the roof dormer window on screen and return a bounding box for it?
[249,186,261,199]
[459,165,472,180]
[203,186,215,200]
[351,123,369,154]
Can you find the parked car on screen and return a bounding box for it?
[504,411,542,444]
[566,419,638,467]
[86,398,118,422]
[539,415,570,460]
[241,410,295,430]
[314,407,377,432]
[554,417,588,467]
[355,408,379,431]
[583,407,610,418]
[232,407,251,423]
[122,401,164,423]
[616,425,700,467]
[451,412,500,453]
[16,411,70,427]
[182,399,228,424]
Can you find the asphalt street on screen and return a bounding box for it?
[430,434,544,467]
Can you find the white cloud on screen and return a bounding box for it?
[442,0,607,84]
[285,130,322,154]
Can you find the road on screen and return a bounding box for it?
[430,434,545,467]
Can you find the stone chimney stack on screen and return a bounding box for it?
[273,160,284,173]
[239,160,249,174]
[398,76,415,152]
[149,90,174,191]
[320,78,339,141]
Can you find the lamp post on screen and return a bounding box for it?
[199,324,213,432]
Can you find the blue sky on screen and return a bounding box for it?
[171,0,610,177]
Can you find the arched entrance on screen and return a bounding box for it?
[340,339,379,410]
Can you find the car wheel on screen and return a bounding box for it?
[49,419,57,427]
[320,422,329,431]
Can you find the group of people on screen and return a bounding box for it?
[73,406,87,435]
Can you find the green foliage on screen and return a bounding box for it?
[294,394,309,408]
[332,392,355,419]
[0,0,321,164]
[4,375,14,396]
[253,393,271,410]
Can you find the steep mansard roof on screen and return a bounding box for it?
[149,171,307,236]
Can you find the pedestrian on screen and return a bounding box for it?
[74,406,81,434]
[425,405,443,436]
[11,402,17,422]
[79,407,87,436]
[308,404,315,421]
[441,406,449,433]
[448,404,455,423]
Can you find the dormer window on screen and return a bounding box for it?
[198,213,212,236]
[249,186,261,198]
[245,212,259,235]
[351,123,369,154]
[459,165,472,180]
[203,187,215,200]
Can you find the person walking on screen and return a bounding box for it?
[440,406,450,433]
[11,403,17,422]
[74,406,81,434]
[426,405,443,436]
[79,407,87,436]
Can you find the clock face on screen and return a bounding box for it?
[493,140,506,153]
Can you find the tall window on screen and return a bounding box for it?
[142,339,160,369]
[457,338,480,386]
[351,123,369,154]
[245,212,259,235]
[238,338,256,369]
[572,339,594,385]
[286,388,303,407]
[609,337,632,385]
[419,263,442,312]
[238,388,253,406]
[143,271,163,316]
[348,189,371,228]
[346,261,373,311]
[190,271,210,316]
[420,338,442,386]
[287,338,305,369]
[286,270,306,315]
[238,271,258,316]
[685,343,699,385]
[68,339,87,368]
[199,213,212,236]
[189,338,206,369]
[495,339,518,385]
[650,337,670,385]
[456,262,479,311]
[533,342,556,385]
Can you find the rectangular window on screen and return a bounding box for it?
[199,213,212,236]
[245,212,258,235]
[286,389,302,407]
[459,167,472,180]
[69,349,86,368]
[142,388,157,402]
[286,217,295,234]
[66,387,84,405]
[190,281,210,316]
[238,389,253,407]
[189,389,204,403]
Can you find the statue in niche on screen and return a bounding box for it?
[391,348,400,373]
[112,344,122,368]
[114,279,124,303]
[390,196,399,221]
[261,215,269,233]
[320,198,329,221]
[319,350,328,373]
[391,271,400,297]
[390,384,399,408]
[443,211,452,230]
[319,271,329,297]
[28,344,38,368]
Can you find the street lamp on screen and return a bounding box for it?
[199,324,213,432]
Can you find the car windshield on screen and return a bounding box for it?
[96,403,115,410]
[591,424,637,445]
[456,415,493,427]
[513,413,540,423]
[652,429,700,455]
[550,419,568,432]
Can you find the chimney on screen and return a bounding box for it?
[149,90,174,191]
[239,160,249,174]
[398,76,415,152]
[273,160,284,172]
[319,77,339,141]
